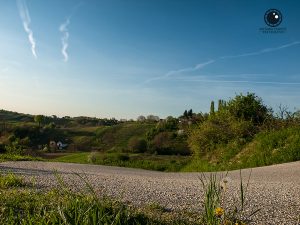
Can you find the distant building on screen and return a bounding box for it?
[57,141,68,150]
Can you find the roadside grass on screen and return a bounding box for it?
[235,126,300,168]
[0,171,262,224]
[0,173,187,225]
[0,173,26,188]
[51,152,90,164]
[52,152,191,172]
[0,153,43,163]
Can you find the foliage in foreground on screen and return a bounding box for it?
[200,171,260,225]
[0,173,26,188]
[0,174,177,225]
[0,171,264,225]
[0,153,42,163]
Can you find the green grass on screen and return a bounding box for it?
[0,171,263,224]
[0,173,26,188]
[52,152,191,172]
[0,153,43,162]
[0,173,188,225]
[181,159,218,172]
[183,126,300,172]
[52,152,90,164]
[235,126,300,168]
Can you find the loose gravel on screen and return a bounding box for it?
[0,161,299,224]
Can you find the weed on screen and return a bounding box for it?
[199,170,260,225]
[0,173,26,188]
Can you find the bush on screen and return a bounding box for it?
[188,112,256,157]
[0,144,5,153]
[87,152,98,164]
[150,132,190,155]
[151,132,173,154]
[5,139,24,155]
[127,137,147,153]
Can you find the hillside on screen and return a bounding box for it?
[1,93,300,172]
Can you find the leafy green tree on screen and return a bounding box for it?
[227,93,270,124]
[146,115,160,122]
[34,115,44,128]
[161,117,178,131]
[137,115,146,122]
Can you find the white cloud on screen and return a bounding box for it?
[59,18,70,62]
[17,0,37,58]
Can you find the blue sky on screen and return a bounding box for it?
[0,0,299,119]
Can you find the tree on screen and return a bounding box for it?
[147,115,160,122]
[210,101,215,115]
[187,109,193,117]
[34,115,44,128]
[218,99,226,111]
[227,93,270,124]
[183,110,188,118]
[137,115,146,122]
[294,110,300,119]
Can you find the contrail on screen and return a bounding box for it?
[59,2,84,62]
[220,41,300,59]
[59,18,70,62]
[144,60,215,83]
[174,76,300,85]
[17,0,37,58]
[144,41,300,84]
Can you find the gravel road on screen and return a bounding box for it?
[0,161,299,224]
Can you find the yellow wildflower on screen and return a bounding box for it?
[215,207,224,217]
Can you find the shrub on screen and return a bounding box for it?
[127,137,147,153]
[87,152,98,164]
[188,112,256,157]
[5,139,24,155]
[0,144,5,153]
[151,132,173,154]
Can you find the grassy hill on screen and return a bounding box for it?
[0,110,34,123]
[1,93,300,172]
